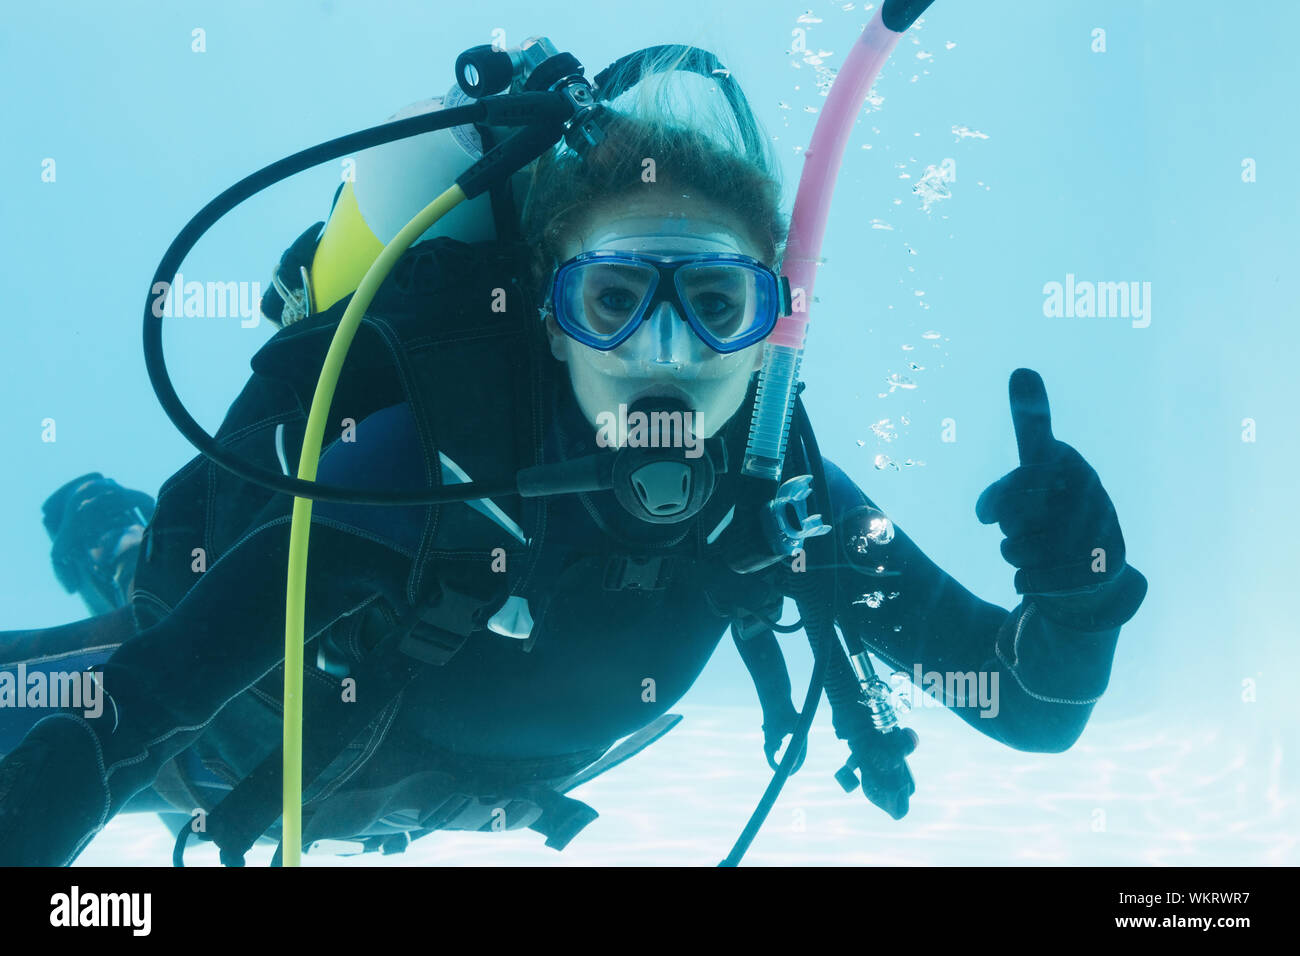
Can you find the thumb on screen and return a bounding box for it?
[1009,368,1055,465]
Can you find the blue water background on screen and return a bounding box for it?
[0,0,1295,865]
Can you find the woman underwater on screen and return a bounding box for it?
[0,37,1146,867]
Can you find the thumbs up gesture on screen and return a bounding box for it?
[975,369,1128,598]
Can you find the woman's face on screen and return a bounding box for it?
[547,192,770,440]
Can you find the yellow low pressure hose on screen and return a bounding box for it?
[281,184,468,867]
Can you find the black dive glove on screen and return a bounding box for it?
[975,369,1146,630]
[0,714,111,866]
[42,473,156,615]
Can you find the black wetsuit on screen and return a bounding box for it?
[0,370,1146,865]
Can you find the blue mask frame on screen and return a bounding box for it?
[551,251,792,354]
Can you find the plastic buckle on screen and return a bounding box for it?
[398,577,504,664]
[266,222,323,327]
[271,266,313,327]
[602,555,670,591]
[764,474,831,557]
[397,625,467,666]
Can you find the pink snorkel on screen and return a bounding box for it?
[743,0,935,480]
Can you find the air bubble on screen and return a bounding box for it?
[867,515,895,545]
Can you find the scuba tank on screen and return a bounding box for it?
[304,91,535,318]
[264,38,558,328]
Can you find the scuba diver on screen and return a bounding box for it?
[0,11,1146,868]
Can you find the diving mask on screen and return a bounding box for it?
[552,250,790,354]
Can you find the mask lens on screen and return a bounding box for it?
[557,259,657,346]
[677,262,773,349]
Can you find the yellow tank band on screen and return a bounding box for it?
[308,181,386,312]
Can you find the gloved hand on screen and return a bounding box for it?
[42,474,155,615]
[976,369,1131,602]
[762,706,809,774]
[0,715,110,866]
[837,727,918,820]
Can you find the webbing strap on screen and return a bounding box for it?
[176,613,436,867]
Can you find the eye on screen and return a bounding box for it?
[596,287,640,314]
[680,266,752,335]
[692,292,736,319]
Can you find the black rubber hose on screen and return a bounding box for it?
[172,824,190,868]
[718,397,839,866]
[787,396,872,755]
[143,100,555,506]
[717,568,831,867]
[794,401,887,745]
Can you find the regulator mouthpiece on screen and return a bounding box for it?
[610,399,719,525]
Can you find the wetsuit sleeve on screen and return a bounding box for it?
[823,458,1143,753]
